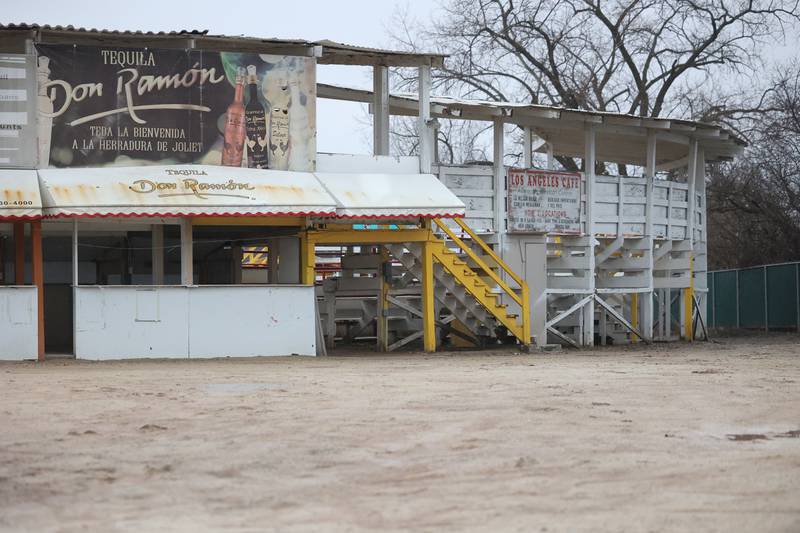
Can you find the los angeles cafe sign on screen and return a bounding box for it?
[507,168,582,234]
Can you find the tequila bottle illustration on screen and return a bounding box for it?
[221,67,246,166]
[269,78,291,170]
[244,65,269,169]
[37,56,53,168]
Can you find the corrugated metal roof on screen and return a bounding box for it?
[317,83,746,163]
[315,172,465,219]
[38,165,337,218]
[0,24,443,65]
[0,22,210,37]
[0,169,43,220]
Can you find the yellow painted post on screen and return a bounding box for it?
[684,255,694,341]
[300,232,316,286]
[521,282,531,346]
[422,238,436,352]
[631,293,639,344]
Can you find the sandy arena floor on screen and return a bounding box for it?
[1,334,799,532]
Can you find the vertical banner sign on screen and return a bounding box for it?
[35,44,316,171]
[507,168,582,234]
[0,54,37,167]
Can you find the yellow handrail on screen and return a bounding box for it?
[453,217,525,287]
[440,218,531,345]
[433,219,522,307]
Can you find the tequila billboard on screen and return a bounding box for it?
[35,44,316,171]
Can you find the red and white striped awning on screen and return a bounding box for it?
[38,165,337,218]
[315,172,465,219]
[0,170,42,220]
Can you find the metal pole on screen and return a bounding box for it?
[764,265,769,332]
[735,269,740,329]
[72,219,78,287]
[180,218,193,286]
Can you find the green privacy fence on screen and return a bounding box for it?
[707,262,800,330]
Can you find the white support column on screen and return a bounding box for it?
[151,224,164,285]
[72,219,79,287]
[681,139,699,339]
[417,65,433,173]
[695,148,708,327]
[180,218,193,286]
[546,143,555,170]
[642,131,656,341]
[523,126,533,168]
[373,65,390,156]
[687,139,699,245]
[583,125,597,346]
[493,118,505,238]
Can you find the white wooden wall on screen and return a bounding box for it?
[74,285,315,359]
[0,286,38,360]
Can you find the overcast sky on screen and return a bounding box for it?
[5,1,798,157]
[4,0,437,155]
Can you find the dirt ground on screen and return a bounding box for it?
[1,334,799,532]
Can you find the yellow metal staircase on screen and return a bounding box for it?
[386,218,531,347]
[431,219,530,345]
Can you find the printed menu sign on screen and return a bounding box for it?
[35,44,316,171]
[0,54,37,168]
[507,168,582,234]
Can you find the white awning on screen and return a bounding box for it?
[38,165,337,218]
[315,173,466,219]
[0,170,43,220]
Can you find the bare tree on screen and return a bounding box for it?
[707,64,800,267]
[388,0,800,163]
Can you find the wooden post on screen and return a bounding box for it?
[180,218,193,286]
[377,248,390,351]
[684,256,694,341]
[300,233,316,286]
[493,118,505,242]
[373,65,390,156]
[418,64,433,173]
[422,239,436,352]
[151,224,164,285]
[682,140,699,340]
[31,221,44,361]
[14,221,24,285]
[583,124,596,346]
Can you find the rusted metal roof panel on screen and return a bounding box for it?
[37,165,337,218]
[315,173,465,219]
[0,169,42,219]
